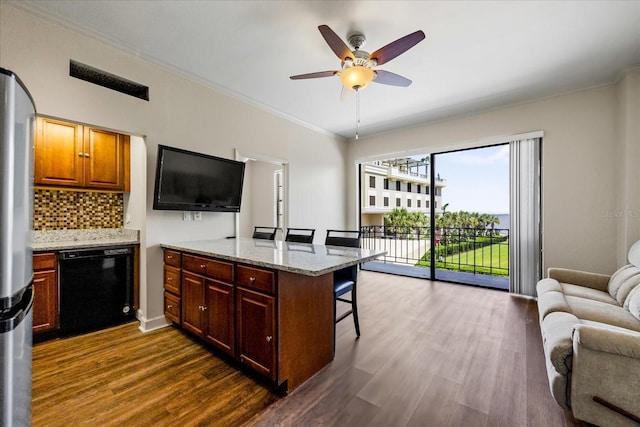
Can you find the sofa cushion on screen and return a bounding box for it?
[565,295,640,332]
[607,264,640,305]
[542,311,580,374]
[560,283,618,305]
[626,285,640,321]
[629,239,640,268]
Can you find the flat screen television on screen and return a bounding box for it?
[153,144,245,212]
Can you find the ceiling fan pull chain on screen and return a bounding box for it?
[355,88,360,140]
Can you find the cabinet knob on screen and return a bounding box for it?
[167,255,173,259]
[200,264,206,269]
[167,304,174,309]
[78,152,84,157]
[249,277,256,282]
[266,336,273,342]
[202,306,207,311]
[84,152,90,158]
[167,278,173,282]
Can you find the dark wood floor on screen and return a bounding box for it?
[33,271,581,426]
[32,322,278,426]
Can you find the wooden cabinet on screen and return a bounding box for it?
[181,271,206,336]
[236,287,276,380]
[32,252,59,334]
[35,117,129,191]
[205,280,234,355]
[163,291,181,325]
[178,254,236,357]
[83,127,126,190]
[163,250,182,324]
[161,246,335,392]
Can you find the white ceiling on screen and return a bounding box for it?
[16,0,640,139]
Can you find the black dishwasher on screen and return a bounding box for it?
[59,246,135,336]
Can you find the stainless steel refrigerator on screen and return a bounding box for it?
[0,67,36,426]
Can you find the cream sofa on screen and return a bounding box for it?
[537,241,640,427]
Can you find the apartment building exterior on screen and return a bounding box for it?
[361,158,447,226]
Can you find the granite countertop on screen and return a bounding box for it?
[162,237,386,277]
[32,229,140,251]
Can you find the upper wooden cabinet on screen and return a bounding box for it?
[35,117,130,191]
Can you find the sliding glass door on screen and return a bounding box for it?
[360,138,541,294]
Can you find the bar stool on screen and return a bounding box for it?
[252,226,277,240]
[325,230,361,340]
[285,228,315,243]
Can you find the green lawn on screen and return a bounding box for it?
[417,241,509,276]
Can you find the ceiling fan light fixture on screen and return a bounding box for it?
[340,66,375,91]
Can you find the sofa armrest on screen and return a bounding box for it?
[570,324,640,425]
[573,324,640,359]
[547,268,610,292]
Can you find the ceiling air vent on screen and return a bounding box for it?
[69,60,149,101]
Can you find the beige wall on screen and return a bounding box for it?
[615,70,640,265]
[239,160,282,238]
[348,82,638,275]
[1,4,348,329]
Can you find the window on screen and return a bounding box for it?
[426,186,430,195]
[426,200,430,208]
[417,200,421,208]
[435,201,438,209]
[369,195,375,206]
[417,184,421,194]
[407,183,412,193]
[396,181,401,191]
[383,197,389,207]
[396,198,401,207]
[384,178,389,190]
[407,199,412,208]
[369,176,375,188]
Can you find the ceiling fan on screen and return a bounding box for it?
[290,25,426,92]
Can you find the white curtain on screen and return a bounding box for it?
[509,138,542,296]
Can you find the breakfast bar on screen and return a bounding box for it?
[161,237,384,392]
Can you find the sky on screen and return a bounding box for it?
[412,144,510,214]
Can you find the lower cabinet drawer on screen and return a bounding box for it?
[183,254,234,283]
[236,265,275,295]
[33,252,57,271]
[164,291,181,324]
[164,265,181,295]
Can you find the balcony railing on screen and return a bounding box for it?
[361,225,509,277]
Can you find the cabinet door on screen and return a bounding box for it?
[204,280,235,357]
[181,271,205,337]
[33,270,59,333]
[34,118,84,187]
[84,127,124,190]
[236,287,276,380]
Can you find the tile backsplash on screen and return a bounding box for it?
[33,188,124,230]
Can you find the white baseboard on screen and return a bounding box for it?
[136,311,171,333]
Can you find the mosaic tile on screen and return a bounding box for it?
[33,188,124,230]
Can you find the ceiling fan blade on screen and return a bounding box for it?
[290,71,338,80]
[373,70,412,87]
[318,25,354,61]
[369,30,425,66]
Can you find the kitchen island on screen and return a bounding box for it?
[161,237,384,392]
